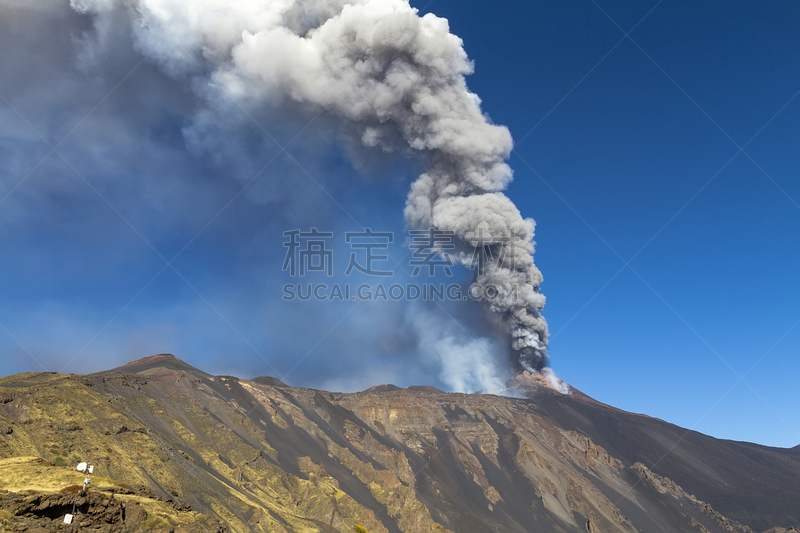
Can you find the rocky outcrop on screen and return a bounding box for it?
[1,490,137,531]
[0,489,227,533]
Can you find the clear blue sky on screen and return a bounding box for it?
[0,0,798,447]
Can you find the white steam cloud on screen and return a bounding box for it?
[411,308,507,394]
[71,0,550,376]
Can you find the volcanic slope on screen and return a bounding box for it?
[0,354,797,533]
[0,456,228,532]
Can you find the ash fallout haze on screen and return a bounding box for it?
[0,0,799,448]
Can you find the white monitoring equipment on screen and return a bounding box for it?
[64,462,94,524]
[76,462,94,474]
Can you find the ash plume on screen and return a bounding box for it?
[71,0,550,374]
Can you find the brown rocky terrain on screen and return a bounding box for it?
[0,482,227,532]
[0,457,228,532]
[0,354,798,532]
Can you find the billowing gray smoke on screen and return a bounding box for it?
[71,0,550,373]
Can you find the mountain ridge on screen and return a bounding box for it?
[0,354,798,532]
[107,353,212,377]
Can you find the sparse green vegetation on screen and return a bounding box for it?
[141,516,170,529]
[354,524,369,533]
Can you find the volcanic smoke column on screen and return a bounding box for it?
[418,193,549,372]
[71,0,549,372]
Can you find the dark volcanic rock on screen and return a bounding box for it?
[249,376,288,387]
[364,384,401,393]
[0,491,131,531]
[108,354,211,379]
[403,385,442,393]
[0,490,227,533]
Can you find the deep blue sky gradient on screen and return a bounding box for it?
[0,0,798,447]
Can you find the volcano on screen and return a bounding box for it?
[0,354,798,532]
